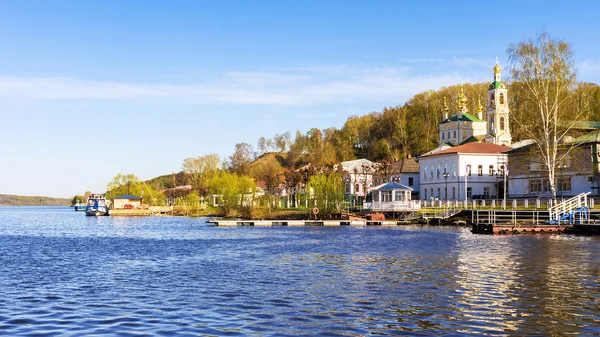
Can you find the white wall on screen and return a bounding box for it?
[420,152,507,200]
[113,199,142,209]
[509,173,593,198]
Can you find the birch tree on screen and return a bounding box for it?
[507,31,580,199]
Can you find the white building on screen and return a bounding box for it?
[340,158,380,203]
[419,143,511,201]
[418,61,513,201]
[367,181,421,212]
[113,195,143,209]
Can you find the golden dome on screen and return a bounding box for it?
[456,87,468,106]
[493,62,501,74]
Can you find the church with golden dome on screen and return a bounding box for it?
[438,61,512,147]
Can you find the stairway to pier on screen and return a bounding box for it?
[548,192,590,225]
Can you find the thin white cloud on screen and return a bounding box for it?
[399,58,446,63]
[580,60,600,73]
[0,66,479,106]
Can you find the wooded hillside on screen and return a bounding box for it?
[0,194,70,206]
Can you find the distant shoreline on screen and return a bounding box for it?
[0,194,70,207]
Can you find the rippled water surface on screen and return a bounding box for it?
[1,207,600,336]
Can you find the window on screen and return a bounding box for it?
[558,177,571,192]
[355,183,360,193]
[483,187,490,197]
[467,164,472,176]
[499,93,505,104]
[529,161,542,171]
[408,177,414,187]
[444,187,447,199]
[530,179,543,193]
[442,132,445,140]
[500,117,505,131]
[490,117,494,131]
[395,192,404,201]
[424,189,428,200]
[478,165,483,176]
[430,188,434,199]
[499,165,505,176]
[453,130,457,138]
[382,191,392,202]
[467,187,472,198]
[447,132,450,140]
[346,183,351,193]
[437,188,440,199]
[558,155,571,169]
[453,162,457,177]
[452,187,456,199]
[437,164,440,179]
[489,165,494,176]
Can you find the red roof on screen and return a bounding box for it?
[420,142,512,158]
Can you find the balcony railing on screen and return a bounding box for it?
[365,201,422,212]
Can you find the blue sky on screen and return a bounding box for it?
[1,0,600,198]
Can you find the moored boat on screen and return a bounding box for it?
[85,194,110,216]
[74,203,86,211]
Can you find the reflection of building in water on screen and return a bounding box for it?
[454,231,521,334]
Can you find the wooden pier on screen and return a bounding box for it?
[207,219,401,227]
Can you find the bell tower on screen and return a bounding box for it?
[485,59,512,146]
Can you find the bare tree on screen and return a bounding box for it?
[226,142,254,176]
[507,31,582,199]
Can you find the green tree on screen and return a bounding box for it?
[307,172,344,217]
[206,171,257,216]
[185,190,200,206]
[182,153,221,187]
[106,173,141,198]
[70,195,83,206]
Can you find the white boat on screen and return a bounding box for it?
[85,194,110,216]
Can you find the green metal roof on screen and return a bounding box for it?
[440,112,485,124]
[570,121,600,130]
[571,129,600,144]
[488,81,508,90]
[460,135,485,144]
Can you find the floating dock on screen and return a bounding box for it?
[207,219,401,227]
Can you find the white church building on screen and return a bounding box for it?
[419,62,513,200]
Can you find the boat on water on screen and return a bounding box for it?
[85,194,110,216]
[73,203,86,211]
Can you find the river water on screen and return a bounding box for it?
[1,207,599,336]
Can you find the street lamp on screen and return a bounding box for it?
[443,170,450,201]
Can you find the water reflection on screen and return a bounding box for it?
[1,209,600,335]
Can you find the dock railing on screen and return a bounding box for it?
[548,192,590,224]
[471,210,549,226]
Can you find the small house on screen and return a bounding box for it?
[367,181,421,212]
[113,195,143,209]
